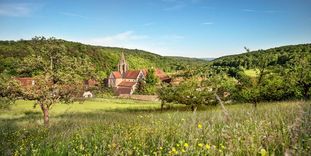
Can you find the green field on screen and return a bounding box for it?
[0,98,310,155]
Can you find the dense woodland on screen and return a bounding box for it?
[0,37,206,79]
[212,44,311,69]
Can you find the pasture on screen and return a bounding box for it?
[0,98,310,155]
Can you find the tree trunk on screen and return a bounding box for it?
[303,83,310,100]
[215,93,229,121]
[161,101,165,112]
[191,105,197,112]
[40,103,49,126]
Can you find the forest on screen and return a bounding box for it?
[0,37,206,78]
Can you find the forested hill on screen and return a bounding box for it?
[0,37,207,78]
[212,44,311,68]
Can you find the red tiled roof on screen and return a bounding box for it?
[124,70,141,79]
[155,68,170,80]
[118,81,136,87]
[112,71,122,78]
[15,77,34,86]
[117,87,132,95]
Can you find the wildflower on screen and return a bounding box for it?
[260,149,267,156]
[198,143,203,147]
[220,143,225,149]
[176,143,180,147]
[205,144,210,150]
[182,149,186,153]
[198,124,202,129]
[219,149,223,153]
[171,147,178,154]
[172,147,176,152]
[184,143,189,147]
[159,147,163,150]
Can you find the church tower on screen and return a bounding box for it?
[117,52,128,77]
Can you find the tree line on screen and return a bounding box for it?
[158,44,311,110]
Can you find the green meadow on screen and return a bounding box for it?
[0,98,310,155]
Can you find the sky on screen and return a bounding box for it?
[0,0,311,58]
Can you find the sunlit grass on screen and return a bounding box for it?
[0,99,310,155]
[0,98,165,119]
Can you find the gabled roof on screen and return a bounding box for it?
[142,69,147,76]
[112,71,122,78]
[155,68,170,80]
[124,70,141,79]
[118,81,136,87]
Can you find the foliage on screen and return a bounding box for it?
[135,69,159,95]
[0,37,207,78]
[158,73,236,110]
[0,74,21,109]
[8,37,96,126]
[210,45,311,103]
[212,44,311,69]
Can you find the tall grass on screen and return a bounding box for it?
[0,99,310,155]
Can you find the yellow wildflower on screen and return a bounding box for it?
[184,143,189,147]
[198,124,202,129]
[260,149,267,156]
[172,147,176,152]
[205,144,210,150]
[182,149,186,153]
[171,147,178,155]
[198,143,203,147]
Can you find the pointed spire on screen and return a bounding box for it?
[120,52,125,61]
[118,51,128,77]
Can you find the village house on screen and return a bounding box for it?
[108,52,170,95]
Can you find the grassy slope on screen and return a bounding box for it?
[1,99,310,155]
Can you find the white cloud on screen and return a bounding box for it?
[164,3,186,11]
[0,3,37,17]
[59,12,88,19]
[163,34,185,40]
[202,22,214,25]
[82,31,148,47]
[242,9,256,12]
[143,22,155,26]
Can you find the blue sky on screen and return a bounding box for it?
[0,0,310,58]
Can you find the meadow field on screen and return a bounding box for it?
[0,98,310,155]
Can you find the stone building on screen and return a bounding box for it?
[108,52,170,95]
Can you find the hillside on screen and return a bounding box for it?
[212,44,311,68]
[0,37,207,78]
